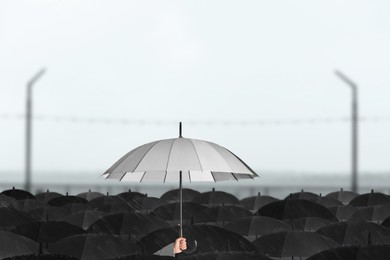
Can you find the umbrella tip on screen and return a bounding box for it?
[179,122,183,138]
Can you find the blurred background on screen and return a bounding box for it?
[1,0,390,198]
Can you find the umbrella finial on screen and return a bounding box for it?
[179,122,183,138]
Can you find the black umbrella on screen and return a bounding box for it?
[0,231,40,259]
[0,207,35,230]
[48,196,88,207]
[109,255,174,260]
[253,231,339,258]
[316,221,390,246]
[15,199,47,212]
[381,215,390,227]
[76,190,104,201]
[307,245,390,260]
[1,188,35,200]
[257,199,338,221]
[11,221,86,244]
[287,217,336,232]
[28,206,71,221]
[161,188,201,203]
[35,191,63,203]
[49,234,139,260]
[325,189,359,205]
[285,191,319,200]
[1,254,79,260]
[87,212,170,239]
[117,191,147,201]
[224,216,292,240]
[349,191,390,207]
[60,210,107,230]
[328,205,358,222]
[192,189,241,206]
[137,224,255,255]
[192,205,253,226]
[150,202,207,225]
[128,197,168,212]
[308,196,343,208]
[88,195,134,210]
[62,203,90,214]
[170,252,273,260]
[0,194,18,208]
[349,205,390,224]
[240,194,279,212]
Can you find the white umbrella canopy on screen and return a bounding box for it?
[103,131,258,182]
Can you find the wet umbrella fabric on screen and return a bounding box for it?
[307,245,390,260]
[161,188,201,203]
[349,191,390,207]
[224,216,292,240]
[76,191,105,201]
[240,195,279,212]
[28,206,70,221]
[128,197,167,212]
[192,190,241,206]
[16,199,47,212]
[35,191,63,203]
[326,189,358,205]
[253,231,339,258]
[257,199,338,221]
[288,217,335,232]
[87,212,170,239]
[316,221,390,246]
[0,207,35,230]
[308,197,343,208]
[1,188,35,200]
[49,234,139,260]
[171,252,273,260]
[0,194,18,208]
[109,255,174,260]
[137,224,255,255]
[1,254,79,260]
[117,191,147,201]
[328,205,358,221]
[192,205,253,225]
[0,231,40,259]
[60,210,107,230]
[285,191,319,200]
[150,202,207,224]
[348,205,390,223]
[11,221,86,244]
[48,196,88,207]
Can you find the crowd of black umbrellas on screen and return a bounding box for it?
[2,187,390,260]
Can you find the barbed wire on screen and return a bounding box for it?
[1,113,390,126]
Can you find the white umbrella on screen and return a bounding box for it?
[102,123,259,250]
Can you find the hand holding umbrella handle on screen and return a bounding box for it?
[173,238,197,254]
[183,239,197,254]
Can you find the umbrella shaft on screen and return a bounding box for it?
[180,170,183,237]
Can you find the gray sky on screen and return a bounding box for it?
[1,1,390,182]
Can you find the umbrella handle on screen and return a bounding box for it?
[183,240,197,254]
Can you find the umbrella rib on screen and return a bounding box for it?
[139,172,146,183]
[210,171,217,182]
[189,139,203,172]
[164,139,175,171]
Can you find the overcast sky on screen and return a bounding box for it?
[1,1,390,182]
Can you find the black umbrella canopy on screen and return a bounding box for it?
[49,234,139,260]
[192,205,253,226]
[240,194,279,212]
[0,231,40,259]
[328,205,358,222]
[60,210,107,230]
[348,205,390,223]
[28,206,71,221]
[171,252,273,260]
[109,255,174,260]
[349,191,390,207]
[15,199,47,212]
[150,202,207,224]
[87,195,133,210]
[0,207,35,230]
[117,191,147,201]
[316,221,390,246]
[48,196,88,207]
[1,188,35,200]
[257,199,338,221]
[381,215,390,227]
[87,212,170,239]
[224,216,292,240]
[308,197,343,208]
[326,189,358,205]
[35,191,63,203]
[285,191,320,200]
[128,197,168,212]
[160,188,201,203]
[137,224,255,255]
[253,231,339,258]
[192,190,241,206]
[287,217,336,232]
[1,254,79,260]
[0,194,18,208]
[11,220,86,244]
[76,190,105,201]
[307,245,390,260]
